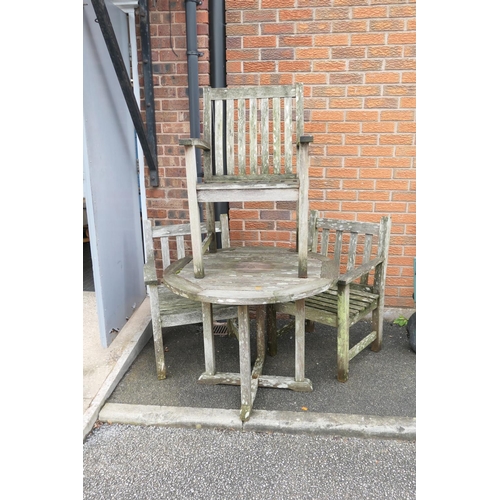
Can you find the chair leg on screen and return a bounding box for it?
[337,283,349,383]
[371,300,383,352]
[149,286,167,380]
[202,302,216,376]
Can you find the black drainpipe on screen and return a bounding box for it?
[185,0,203,184]
[209,0,229,231]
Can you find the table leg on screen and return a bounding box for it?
[238,305,252,421]
[201,302,215,376]
[295,298,306,383]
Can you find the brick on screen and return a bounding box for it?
[349,59,383,71]
[353,7,388,18]
[384,85,416,96]
[298,0,335,7]
[226,49,259,60]
[368,46,403,58]
[400,97,416,108]
[378,157,412,168]
[261,23,295,34]
[398,122,416,133]
[365,98,399,108]
[331,20,368,32]
[314,34,349,46]
[328,98,363,108]
[295,73,329,84]
[327,122,361,133]
[395,146,416,156]
[375,202,408,213]
[243,36,278,48]
[375,180,409,191]
[380,134,414,145]
[226,0,259,9]
[381,110,414,121]
[261,48,294,60]
[315,7,350,20]
[311,134,343,145]
[296,48,331,59]
[243,61,276,73]
[280,9,313,21]
[326,146,360,156]
[347,85,382,96]
[297,21,333,34]
[310,201,341,212]
[358,190,390,201]
[350,33,385,45]
[385,58,416,70]
[402,72,416,83]
[387,32,416,45]
[365,72,400,84]
[325,167,359,179]
[225,24,259,36]
[345,134,378,145]
[332,47,367,59]
[280,35,313,47]
[390,5,416,17]
[344,157,376,167]
[330,73,364,84]
[312,86,346,97]
[362,122,395,133]
[342,179,375,191]
[346,110,379,121]
[361,146,394,156]
[310,110,344,121]
[370,20,405,31]
[278,61,311,72]
[324,189,357,201]
[342,201,374,212]
[244,11,278,23]
[313,61,347,71]
[359,168,392,179]
[262,0,295,8]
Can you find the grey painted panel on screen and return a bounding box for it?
[83,0,146,347]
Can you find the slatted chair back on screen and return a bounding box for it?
[308,211,390,290]
[274,210,391,382]
[143,215,236,380]
[180,83,312,280]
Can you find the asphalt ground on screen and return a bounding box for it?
[83,424,416,500]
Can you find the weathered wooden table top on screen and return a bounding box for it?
[163,246,336,305]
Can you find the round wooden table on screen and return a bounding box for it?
[163,246,337,421]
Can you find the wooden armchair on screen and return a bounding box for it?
[179,83,312,279]
[274,211,392,382]
[143,214,237,380]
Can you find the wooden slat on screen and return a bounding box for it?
[249,98,257,175]
[284,97,292,174]
[261,98,269,174]
[347,232,358,271]
[160,237,171,268]
[203,88,212,180]
[207,84,298,100]
[238,98,246,175]
[226,100,235,174]
[214,100,224,175]
[272,97,281,174]
[316,218,380,235]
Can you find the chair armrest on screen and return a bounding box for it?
[179,138,211,151]
[337,256,384,285]
[144,259,159,286]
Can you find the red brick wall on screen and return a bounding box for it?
[142,0,416,309]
